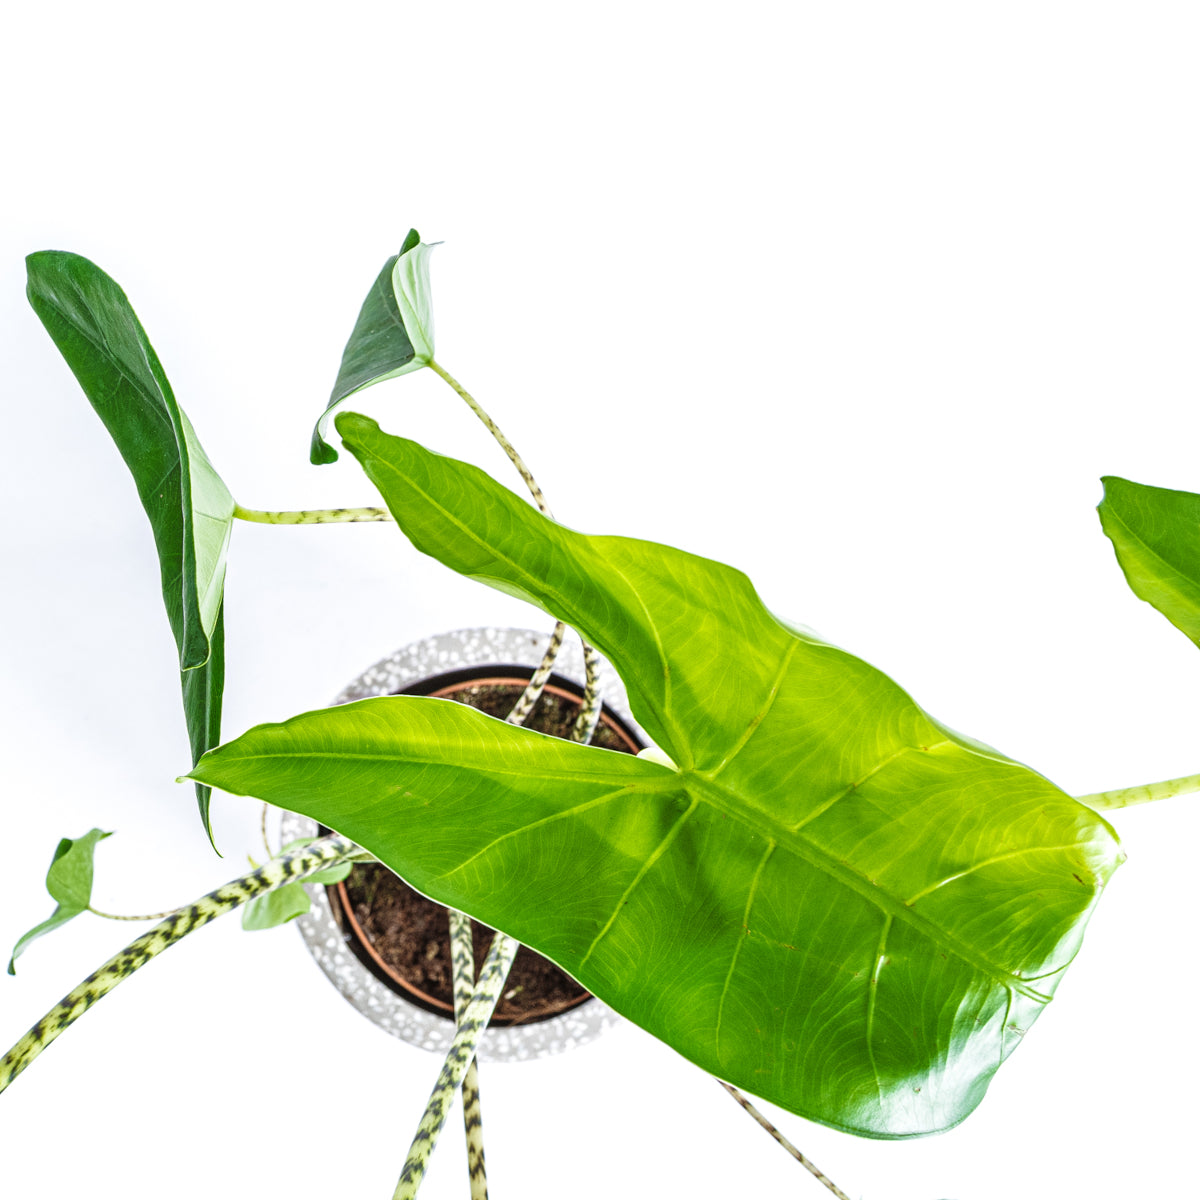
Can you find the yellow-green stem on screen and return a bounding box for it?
[86,905,181,922]
[233,504,393,524]
[428,359,553,518]
[1076,771,1200,811]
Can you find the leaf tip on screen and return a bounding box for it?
[310,429,340,466]
[333,410,380,444]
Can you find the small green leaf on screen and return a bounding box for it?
[311,230,433,464]
[240,841,351,930]
[26,252,235,840]
[9,830,112,973]
[241,884,312,931]
[1099,476,1200,647]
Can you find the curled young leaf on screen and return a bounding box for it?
[192,416,1123,1138]
[9,830,112,974]
[26,252,234,840]
[1098,475,1200,647]
[311,229,435,464]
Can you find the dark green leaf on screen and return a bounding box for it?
[26,252,234,839]
[9,830,112,973]
[1099,475,1200,646]
[192,416,1123,1138]
[311,229,432,464]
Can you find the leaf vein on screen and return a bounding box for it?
[577,796,699,968]
[714,840,776,1062]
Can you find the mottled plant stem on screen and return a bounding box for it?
[505,621,566,726]
[0,834,361,1094]
[718,1082,853,1200]
[573,641,603,745]
[449,910,489,1200]
[429,359,554,519]
[392,935,519,1200]
[1076,771,1200,811]
[233,504,394,524]
[86,904,182,922]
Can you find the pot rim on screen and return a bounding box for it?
[280,626,646,1061]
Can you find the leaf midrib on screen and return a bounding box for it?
[683,769,1051,1002]
[37,280,171,423]
[358,432,692,752]
[1104,503,1200,618]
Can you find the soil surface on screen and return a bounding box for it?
[330,677,640,1025]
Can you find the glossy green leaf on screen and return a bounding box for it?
[192,416,1123,1138]
[26,252,234,837]
[8,830,112,974]
[311,229,431,464]
[1098,475,1200,647]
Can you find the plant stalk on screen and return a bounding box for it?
[718,1082,853,1200]
[392,933,519,1200]
[449,910,489,1200]
[1075,771,1200,811]
[428,360,553,519]
[234,504,394,524]
[0,834,361,1094]
[86,905,182,922]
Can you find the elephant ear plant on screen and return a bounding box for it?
[2,236,1194,1198]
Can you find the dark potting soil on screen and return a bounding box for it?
[335,680,639,1025]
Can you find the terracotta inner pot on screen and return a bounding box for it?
[324,667,643,1027]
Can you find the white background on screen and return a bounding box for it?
[2,4,1198,1197]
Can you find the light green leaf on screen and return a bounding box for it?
[311,230,432,464]
[26,252,234,839]
[1098,475,1200,647]
[391,238,435,364]
[9,830,112,973]
[241,884,311,931]
[240,841,351,930]
[192,415,1123,1138]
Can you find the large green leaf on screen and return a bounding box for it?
[310,229,432,464]
[26,252,234,836]
[192,415,1123,1137]
[8,830,112,974]
[1099,475,1200,646]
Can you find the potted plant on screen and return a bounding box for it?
[4,232,1198,1198]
